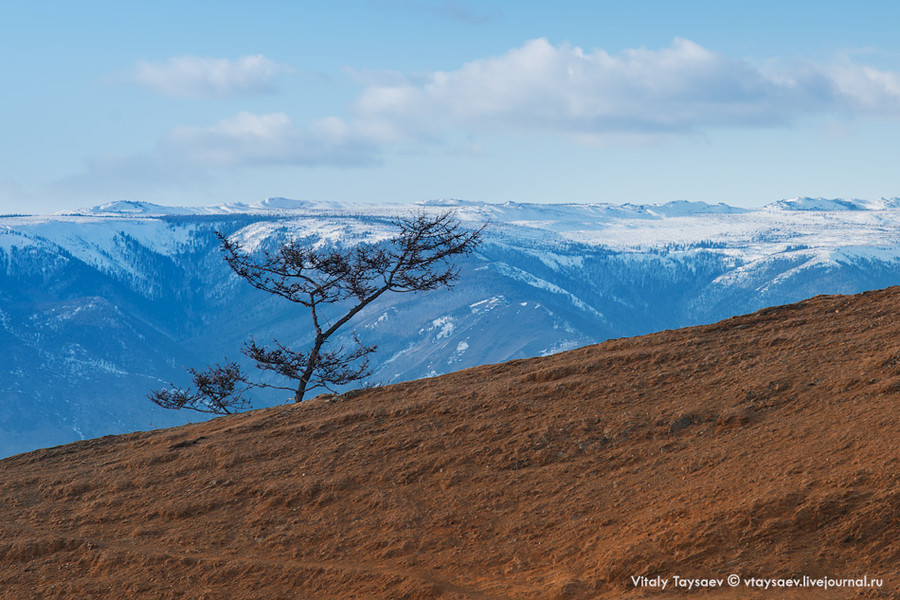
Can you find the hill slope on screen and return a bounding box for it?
[1,287,898,599]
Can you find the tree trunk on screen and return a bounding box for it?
[294,338,322,402]
[293,378,308,403]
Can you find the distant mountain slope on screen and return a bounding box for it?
[2,197,900,456]
[0,286,897,598]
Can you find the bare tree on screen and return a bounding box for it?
[150,211,484,413]
[149,361,252,414]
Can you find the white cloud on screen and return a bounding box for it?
[131,54,291,98]
[350,38,900,142]
[163,111,377,167]
[44,111,379,200]
[829,62,900,115]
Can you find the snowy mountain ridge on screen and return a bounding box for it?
[74,195,900,217]
[36,195,900,267]
[26,194,900,259]
[2,196,900,457]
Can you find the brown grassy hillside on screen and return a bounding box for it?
[1,287,898,599]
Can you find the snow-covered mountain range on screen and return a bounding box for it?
[2,196,900,457]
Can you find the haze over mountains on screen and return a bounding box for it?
[2,196,900,457]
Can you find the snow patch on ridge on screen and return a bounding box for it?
[767,197,876,211]
[470,296,504,314]
[491,262,607,323]
[424,316,455,339]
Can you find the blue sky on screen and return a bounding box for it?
[4,1,900,212]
